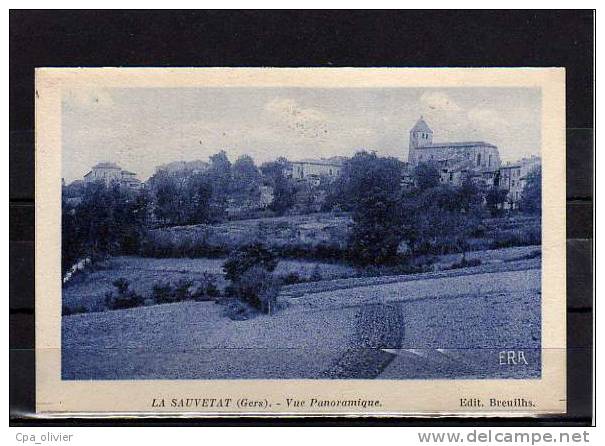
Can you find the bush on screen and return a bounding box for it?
[151,274,219,305]
[223,243,278,283]
[232,266,280,314]
[191,273,220,300]
[140,229,228,258]
[62,304,88,316]
[281,272,303,285]
[222,243,281,313]
[449,257,482,270]
[310,265,323,282]
[152,281,176,304]
[276,241,347,263]
[173,278,193,301]
[490,226,541,249]
[358,261,431,277]
[104,278,144,310]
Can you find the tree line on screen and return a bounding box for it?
[61,150,541,274]
[326,151,541,266]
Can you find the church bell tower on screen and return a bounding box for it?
[408,116,433,164]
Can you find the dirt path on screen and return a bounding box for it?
[323,303,405,379]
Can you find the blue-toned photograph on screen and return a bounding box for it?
[60,87,542,380]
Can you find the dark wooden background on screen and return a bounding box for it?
[9,10,594,426]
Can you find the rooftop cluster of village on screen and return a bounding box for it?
[68,117,541,213]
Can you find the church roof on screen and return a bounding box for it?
[424,141,498,149]
[410,116,433,134]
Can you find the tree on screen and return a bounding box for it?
[485,185,509,217]
[404,183,483,256]
[223,242,278,283]
[231,155,261,204]
[232,155,261,186]
[62,180,86,198]
[458,177,483,214]
[61,181,151,276]
[222,243,280,313]
[111,183,151,254]
[260,158,295,215]
[62,193,84,276]
[519,168,541,215]
[208,150,232,200]
[149,171,181,225]
[148,166,223,226]
[321,171,352,212]
[342,151,405,266]
[76,181,118,258]
[185,173,214,224]
[414,162,441,191]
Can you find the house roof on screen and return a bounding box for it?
[410,116,433,134]
[92,162,121,169]
[292,158,343,167]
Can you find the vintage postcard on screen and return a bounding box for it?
[36,68,566,416]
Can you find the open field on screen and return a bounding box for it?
[62,301,361,379]
[62,245,539,313]
[143,213,541,260]
[143,212,352,258]
[62,265,541,380]
[63,256,357,312]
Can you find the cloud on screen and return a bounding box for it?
[264,97,328,139]
[418,92,508,141]
[467,107,507,132]
[420,91,462,112]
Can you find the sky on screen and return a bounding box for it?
[62,87,541,182]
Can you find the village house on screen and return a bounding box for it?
[289,157,346,182]
[498,156,541,208]
[120,170,141,189]
[83,162,142,189]
[498,163,523,204]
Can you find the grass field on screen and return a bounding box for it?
[142,213,540,261]
[142,212,352,258]
[63,256,357,313]
[62,245,540,314]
